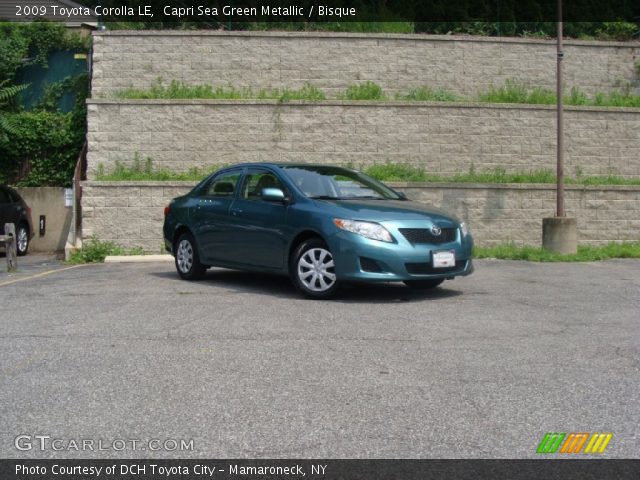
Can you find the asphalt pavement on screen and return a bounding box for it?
[1,258,638,458]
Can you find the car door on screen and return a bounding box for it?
[190,169,242,265]
[226,169,291,269]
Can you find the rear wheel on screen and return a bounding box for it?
[404,279,445,289]
[16,223,29,256]
[291,238,340,299]
[174,232,206,280]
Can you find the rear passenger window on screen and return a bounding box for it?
[204,172,240,198]
[0,189,10,204]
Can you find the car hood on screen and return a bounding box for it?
[315,199,459,225]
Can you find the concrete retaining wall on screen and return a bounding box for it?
[81,181,640,252]
[91,31,640,98]
[16,187,72,252]
[86,100,640,180]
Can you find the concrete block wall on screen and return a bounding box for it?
[91,31,640,98]
[16,187,72,252]
[86,100,640,180]
[81,182,640,252]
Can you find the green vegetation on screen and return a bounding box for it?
[474,242,640,262]
[113,79,640,108]
[0,22,89,186]
[67,237,125,264]
[338,81,387,100]
[96,158,640,187]
[479,80,640,107]
[95,154,225,181]
[364,163,640,186]
[396,87,459,102]
[67,236,148,263]
[114,80,325,101]
[103,21,640,41]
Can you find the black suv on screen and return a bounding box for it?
[0,185,33,256]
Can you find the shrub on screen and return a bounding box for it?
[68,236,124,264]
[339,81,386,100]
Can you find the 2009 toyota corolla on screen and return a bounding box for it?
[163,163,474,299]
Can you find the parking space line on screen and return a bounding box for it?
[0,264,90,288]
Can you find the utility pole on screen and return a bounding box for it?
[556,0,564,217]
[542,0,577,254]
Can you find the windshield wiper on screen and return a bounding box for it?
[309,195,342,200]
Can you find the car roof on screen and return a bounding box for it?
[217,162,354,171]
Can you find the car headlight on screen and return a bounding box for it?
[334,219,393,243]
[460,222,469,238]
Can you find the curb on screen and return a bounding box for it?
[104,255,173,263]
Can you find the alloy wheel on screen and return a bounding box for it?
[17,227,28,254]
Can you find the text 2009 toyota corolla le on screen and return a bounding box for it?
[163,163,474,299]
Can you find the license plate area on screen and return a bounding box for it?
[432,250,456,268]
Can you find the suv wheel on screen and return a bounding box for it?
[16,223,29,256]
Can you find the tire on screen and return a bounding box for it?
[16,223,29,256]
[404,279,445,289]
[291,238,340,299]
[174,232,206,280]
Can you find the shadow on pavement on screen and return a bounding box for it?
[151,268,463,303]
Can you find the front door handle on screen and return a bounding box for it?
[230,208,243,216]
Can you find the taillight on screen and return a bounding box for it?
[164,205,170,216]
[27,207,32,216]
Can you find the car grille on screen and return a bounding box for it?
[405,260,467,275]
[399,227,457,245]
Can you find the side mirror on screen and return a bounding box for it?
[261,187,287,203]
[396,191,408,200]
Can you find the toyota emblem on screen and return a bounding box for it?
[430,225,442,236]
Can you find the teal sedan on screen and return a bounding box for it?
[163,163,474,299]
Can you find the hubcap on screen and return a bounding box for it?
[17,227,28,253]
[297,248,336,292]
[176,239,194,273]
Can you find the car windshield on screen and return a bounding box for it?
[280,166,401,200]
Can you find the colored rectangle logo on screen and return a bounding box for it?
[537,433,612,454]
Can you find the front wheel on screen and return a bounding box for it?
[404,279,445,289]
[291,238,340,299]
[16,223,29,256]
[174,232,206,280]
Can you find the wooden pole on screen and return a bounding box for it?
[5,223,17,272]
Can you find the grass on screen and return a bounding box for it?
[479,80,640,107]
[114,79,326,102]
[114,79,640,108]
[95,155,225,181]
[67,237,149,264]
[96,159,640,186]
[338,81,387,100]
[474,242,640,262]
[363,163,640,186]
[396,87,459,102]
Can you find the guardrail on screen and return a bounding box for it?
[0,223,17,272]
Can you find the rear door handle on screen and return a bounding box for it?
[231,208,243,216]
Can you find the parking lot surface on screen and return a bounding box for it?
[1,259,638,458]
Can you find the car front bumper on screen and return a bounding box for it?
[327,228,474,283]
